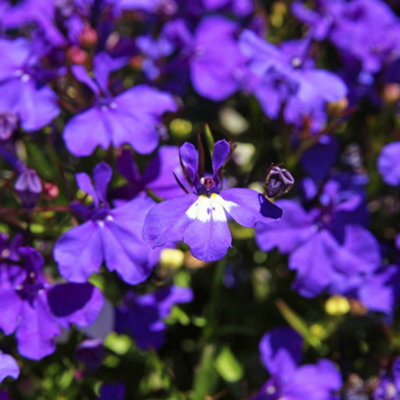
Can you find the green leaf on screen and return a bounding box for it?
[215,346,243,383]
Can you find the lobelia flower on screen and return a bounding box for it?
[54,162,161,285]
[63,52,177,157]
[115,286,193,350]
[251,327,342,400]
[0,37,60,132]
[0,352,19,384]
[143,139,282,262]
[190,15,245,101]
[293,0,400,78]
[239,30,347,132]
[0,244,103,360]
[256,175,380,297]
[377,141,400,186]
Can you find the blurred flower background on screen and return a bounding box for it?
[1,0,400,398]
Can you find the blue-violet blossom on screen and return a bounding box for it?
[143,140,282,261]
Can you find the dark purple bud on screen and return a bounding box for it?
[264,166,294,199]
[0,113,18,141]
[75,339,104,372]
[15,168,42,209]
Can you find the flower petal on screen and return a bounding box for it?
[54,221,103,283]
[220,188,282,227]
[184,195,232,261]
[63,107,111,157]
[143,194,198,248]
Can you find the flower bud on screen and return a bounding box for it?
[15,168,42,209]
[264,165,294,199]
[67,46,88,65]
[79,25,98,48]
[0,112,18,140]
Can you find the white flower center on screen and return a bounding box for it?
[185,194,237,223]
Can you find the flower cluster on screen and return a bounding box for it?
[1,0,400,398]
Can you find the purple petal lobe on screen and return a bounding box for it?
[378,141,400,186]
[220,188,282,227]
[47,283,103,327]
[16,294,60,360]
[184,195,232,261]
[93,162,112,204]
[255,200,317,253]
[212,140,231,179]
[259,327,303,380]
[0,352,19,383]
[143,194,198,248]
[63,108,111,157]
[179,142,199,185]
[54,221,103,283]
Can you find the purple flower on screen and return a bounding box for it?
[251,327,342,400]
[239,30,347,132]
[0,38,60,132]
[115,286,193,350]
[143,140,282,262]
[378,141,400,186]
[256,176,380,297]
[190,16,245,101]
[0,352,19,383]
[63,53,177,157]
[54,162,160,285]
[0,245,103,360]
[293,0,400,77]
[115,146,184,201]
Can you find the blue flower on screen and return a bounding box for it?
[251,327,342,400]
[143,139,282,262]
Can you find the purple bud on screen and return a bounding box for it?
[75,339,104,372]
[15,168,42,209]
[264,166,294,198]
[0,113,18,141]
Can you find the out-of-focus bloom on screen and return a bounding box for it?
[143,140,282,262]
[190,16,245,101]
[293,0,400,77]
[54,162,160,285]
[63,53,177,156]
[115,286,193,350]
[256,176,380,297]
[0,38,60,132]
[0,244,103,360]
[75,339,104,372]
[0,352,19,383]
[114,146,184,201]
[377,141,400,186]
[251,327,342,400]
[239,30,347,132]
